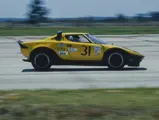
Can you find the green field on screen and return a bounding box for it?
[0,26,159,36]
[0,88,159,120]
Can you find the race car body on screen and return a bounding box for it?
[17,31,144,71]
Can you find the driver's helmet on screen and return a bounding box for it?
[68,36,73,41]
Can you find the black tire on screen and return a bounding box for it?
[107,52,125,69]
[31,52,52,71]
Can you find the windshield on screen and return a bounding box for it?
[86,34,108,44]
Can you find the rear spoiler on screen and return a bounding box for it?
[17,40,28,48]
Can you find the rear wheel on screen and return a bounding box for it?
[107,52,125,69]
[31,52,52,71]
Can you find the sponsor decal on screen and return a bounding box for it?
[59,51,68,55]
[57,43,65,47]
[68,48,78,52]
[56,47,67,51]
[94,46,101,55]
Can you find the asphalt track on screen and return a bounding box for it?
[0,34,159,90]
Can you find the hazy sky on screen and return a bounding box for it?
[0,0,159,18]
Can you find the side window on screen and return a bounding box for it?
[78,35,90,43]
[65,35,90,43]
[65,35,73,41]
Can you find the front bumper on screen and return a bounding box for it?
[126,55,144,66]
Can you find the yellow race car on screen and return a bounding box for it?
[17,31,144,71]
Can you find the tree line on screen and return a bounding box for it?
[24,0,159,24]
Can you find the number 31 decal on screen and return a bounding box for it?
[81,45,91,56]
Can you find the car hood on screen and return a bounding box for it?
[102,44,144,56]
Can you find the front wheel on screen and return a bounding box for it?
[107,52,125,69]
[31,52,52,71]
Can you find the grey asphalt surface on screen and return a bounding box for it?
[0,34,159,90]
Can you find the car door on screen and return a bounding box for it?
[46,38,72,60]
[65,34,104,61]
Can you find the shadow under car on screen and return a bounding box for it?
[22,67,147,72]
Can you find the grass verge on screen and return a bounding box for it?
[0,88,159,120]
[0,26,159,36]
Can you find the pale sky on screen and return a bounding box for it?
[0,0,159,18]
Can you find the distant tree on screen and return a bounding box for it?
[134,14,145,22]
[149,11,159,21]
[27,0,50,25]
[134,13,151,22]
[116,14,128,22]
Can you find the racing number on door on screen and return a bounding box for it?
[81,45,91,56]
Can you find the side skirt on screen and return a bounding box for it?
[52,60,105,66]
